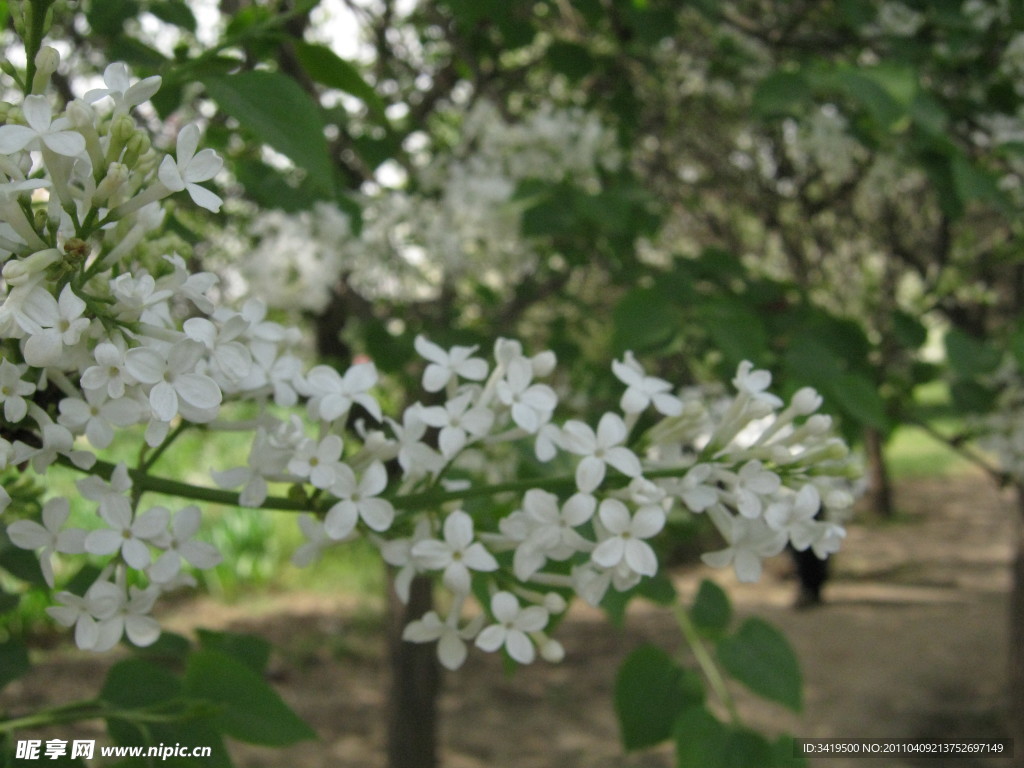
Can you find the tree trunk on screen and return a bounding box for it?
[864,427,895,517]
[386,574,440,768]
[1009,485,1024,754]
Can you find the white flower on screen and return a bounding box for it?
[612,352,683,416]
[149,506,222,583]
[84,501,168,570]
[764,484,821,548]
[591,499,664,577]
[323,460,395,538]
[7,498,86,587]
[84,62,161,112]
[58,388,143,449]
[0,359,34,421]
[411,510,498,595]
[675,463,720,512]
[701,506,788,582]
[402,609,484,671]
[732,361,783,408]
[19,284,90,368]
[183,314,253,386]
[387,405,444,479]
[301,362,381,423]
[80,340,134,399]
[732,460,782,519]
[158,124,224,212]
[560,412,642,493]
[512,489,593,580]
[475,591,549,664]
[124,340,222,422]
[287,435,346,489]
[419,391,494,458]
[496,357,557,432]
[0,95,86,157]
[414,335,488,392]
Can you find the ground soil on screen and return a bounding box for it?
[2,470,1018,768]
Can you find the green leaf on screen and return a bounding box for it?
[293,42,385,114]
[203,71,334,195]
[184,650,316,746]
[891,310,928,349]
[717,618,803,711]
[87,0,140,36]
[700,298,768,368]
[197,630,271,675]
[690,580,731,637]
[615,646,704,750]
[831,372,889,432]
[674,706,774,768]
[0,638,29,692]
[949,379,998,414]
[613,287,679,354]
[148,0,196,31]
[102,658,182,708]
[945,327,1001,377]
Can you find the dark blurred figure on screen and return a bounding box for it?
[791,546,829,608]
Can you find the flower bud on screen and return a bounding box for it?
[804,414,832,435]
[34,46,60,75]
[2,248,60,286]
[791,387,823,415]
[66,99,96,130]
[122,132,151,168]
[94,162,129,204]
[543,592,567,613]
[31,47,61,95]
[539,637,565,663]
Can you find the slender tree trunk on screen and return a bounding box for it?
[386,574,440,768]
[1009,485,1024,753]
[864,427,895,517]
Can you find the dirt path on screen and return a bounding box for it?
[2,471,1018,767]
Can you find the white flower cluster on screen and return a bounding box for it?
[0,52,857,668]
[217,99,623,309]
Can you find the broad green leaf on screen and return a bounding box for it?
[717,617,803,711]
[203,71,334,195]
[87,0,140,36]
[293,42,385,114]
[831,372,889,432]
[102,658,182,708]
[945,327,1001,377]
[0,638,29,692]
[950,379,998,414]
[690,579,731,637]
[891,310,928,349]
[149,0,196,31]
[615,646,704,750]
[699,298,768,368]
[197,630,271,675]
[184,650,316,746]
[612,287,679,354]
[674,706,774,768]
